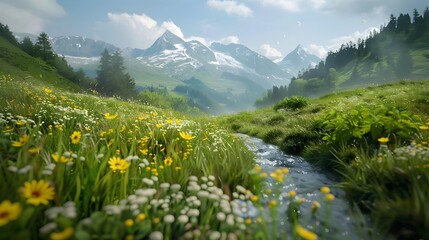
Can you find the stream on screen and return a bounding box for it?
[239,134,369,240]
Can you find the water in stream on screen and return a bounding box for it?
[239,134,370,240]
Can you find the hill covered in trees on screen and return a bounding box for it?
[256,7,429,107]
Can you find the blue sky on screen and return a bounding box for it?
[0,0,427,59]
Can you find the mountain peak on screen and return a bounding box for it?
[278,44,321,76]
[160,30,183,43]
[143,30,184,56]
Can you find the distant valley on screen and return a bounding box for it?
[14,31,321,114]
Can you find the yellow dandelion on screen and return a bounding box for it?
[419,125,429,130]
[325,194,335,202]
[270,169,285,182]
[377,137,389,143]
[4,125,13,133]
[268,200,278,208]
[164,157,173,166]
[28,147,40,154]
[175,166,181,171]
[70,131,81,144]
[245,218,252,225]
[260,172,267,178]
[295,224,318,240]
[16,120,26,126]
[51,153,73,163]
[179,132,195,140]
[136,213,146,222]
[11,135,29,147]
[104,113,118,120]
[108,157,130,173]
[44,88,53,94]
[156,123,163,128]
[320,186,330,194]
[19,180,55,206]
[0,200,22,226]
[288,190,297,198]
[124,219,134,227]
[250,195,259,202]
[139,149,148,155]
[50,227,74,240]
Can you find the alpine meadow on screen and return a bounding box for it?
[1,2,429,240]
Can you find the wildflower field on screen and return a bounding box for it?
[0,73,338,240]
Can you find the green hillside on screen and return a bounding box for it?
[218,79,429,239]
[0,34,334,240]
[257,9,429,107]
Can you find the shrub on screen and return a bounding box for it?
[273,96,309,111]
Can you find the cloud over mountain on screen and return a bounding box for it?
[259,44,282,59]
[99,12,184,49]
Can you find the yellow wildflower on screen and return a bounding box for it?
[19,180,55,206]
[44,88,53,94]
[0,200,22,226]
[51,153,73,163]
[245,218,252,225]
[164,157,173,166]
[419,125,428,130]
[288,190,297,198]
[268,200,278,208]
[28,147,40,154]
[70,131,81,144]
[377,137,389,143]
[320,186,330,194]
[104,113,118,120]
[12,135,29,147]
[136,213,146,222]
[179,132,195,140]
[16,120,26,126]
[139,149,148,155]
[270,169,285,182]
[124,219,134,227]
[251,195,259,202]
[108,157,130,174]
[50,227,74,240]
[295,224,318,240]
[325,194,335,202]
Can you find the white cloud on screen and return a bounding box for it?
[161,21,185,39]
[0,0,65,34]
[315,0,427,16]
[328,27,379,48]
[218,36,240,44]
[186,36,210,46]
[100,13,187,49]
[308,26,379,58]
[207,0,253,17]
[260,0,301,12]
[308,44,328,58]
[259,44,282,59]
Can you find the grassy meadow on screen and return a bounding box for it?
[0,35,336,240]
[218,80,429,239]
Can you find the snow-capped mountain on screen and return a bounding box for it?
[128,31,291,87]
[14,31,317,113]
[52,36,118,58]
[277,45,322,77]
[131,31,216,74]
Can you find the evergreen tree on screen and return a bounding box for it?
[0,23,19,46]
[96,49,136,98]
[35,32,55,61]
[20,37,35,55]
